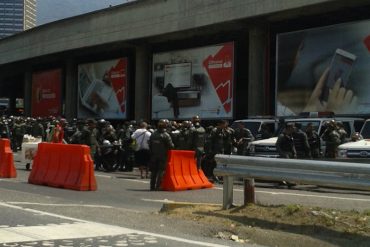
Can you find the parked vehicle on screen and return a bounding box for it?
[231,117,279,138]
[337,119,370,159]
[249,117,364,158]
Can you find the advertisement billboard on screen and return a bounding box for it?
[152,42,234,120]
[31,69,62,117]
[78,58,128,119]
[276,20,370,116]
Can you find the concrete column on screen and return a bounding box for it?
[24,67,32,116]
[65,59,78,120]
[248,24,268,115]
[134,46,150,121]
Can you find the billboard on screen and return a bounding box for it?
[152,42,234,120]
[78,58,128,119]
[276,20,370,116]
[31,69,62,117]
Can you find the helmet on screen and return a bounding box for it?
[158,119,169,129]
[351,132,363,142]
[191,115,200,123]
[182,121,192,128]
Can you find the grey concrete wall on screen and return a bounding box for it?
[0,0,335,65]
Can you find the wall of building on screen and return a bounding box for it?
[0,0,370,120]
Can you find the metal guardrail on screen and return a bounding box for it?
[214,155,370,209]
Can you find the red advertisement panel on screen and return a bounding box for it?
[31,69,62,117]
[77,58,128,119]
[152,42,234,120]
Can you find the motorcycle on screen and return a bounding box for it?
[99,140,124,172]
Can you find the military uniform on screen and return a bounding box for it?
[191,123,206,169]
[306,130,320,158]
[149,126,174,190]
[321,128,341,158]
[292,128,311,159]
[276,132,296,159]
[234,127,254,155]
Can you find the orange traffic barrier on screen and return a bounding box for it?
[161,150,213,191]
[0,139,16,178]
[28,143,97,191]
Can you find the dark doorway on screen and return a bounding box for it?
[0,75,24,116]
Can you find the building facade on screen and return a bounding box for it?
[0,0,369,119]
[0,0,36,39]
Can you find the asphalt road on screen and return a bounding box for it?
[0,154,369,246]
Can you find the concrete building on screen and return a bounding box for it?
[0,0,369,120]
[0,0,36,39]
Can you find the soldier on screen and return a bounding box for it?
[276,123,296,159]
[13,117,26,151]
[177,121,193,150]
[31,118,45,140]
[306,123,321,158]
[234,122,254,155]
[84,119,100,169]
[321,120,341,158]
[211,120,234,155]
[168,121,180,149]
[202,125,215,178]
[292,123,311,159]
[209,120,234,182]
[191,116,206,169]
[336,122,348,144]
[149,119,174,191]
[255,123,273,140]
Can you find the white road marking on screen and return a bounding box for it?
[120,178,150,184]
[0,202,228,247]
[5,202,114,209]
[95,174,112,178]
[0,222,135,243]
[141,199,175,203]
[213,186,370,202]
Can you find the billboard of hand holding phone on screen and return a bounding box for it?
[152,42,234,120]
[78,58,128,119]
[276,20,370,116]
[31,69,62,117]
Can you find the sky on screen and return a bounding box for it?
[36,0,131,25]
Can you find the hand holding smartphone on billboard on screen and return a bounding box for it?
[321,49,357,101]
[304,49,357,114]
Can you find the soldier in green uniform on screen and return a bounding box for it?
[191,116,206,169]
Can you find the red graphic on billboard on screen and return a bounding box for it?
[107,58,127,113]
[203,43,234,113]
[31,69,62,117]
[364,35,370,52]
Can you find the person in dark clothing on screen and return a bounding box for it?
[176,121,193,150]
[306,123,321,158]
[292,123,311,159]
[234,122,254,155]
[321,120,341,158]
[191,116,206,169]
[162,83,179,118]
[210,120,234,155]
[149,119,174,191]
[276,123,296,159]
[255,123,273,140]
[208,120,234,182]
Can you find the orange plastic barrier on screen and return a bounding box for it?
[161,150,213,191]
[28,143,97,191]
[0,139,17,178]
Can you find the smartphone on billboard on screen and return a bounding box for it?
[321,49,356,101]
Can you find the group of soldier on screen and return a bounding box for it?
[1,115,358,190]
[276,120,360,159]
[0,115,260,190]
